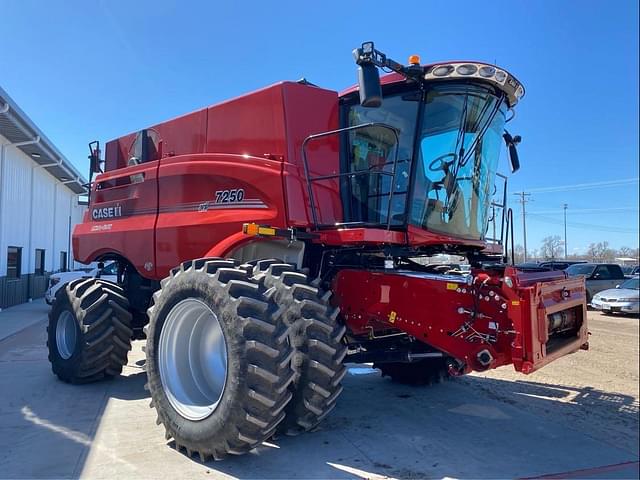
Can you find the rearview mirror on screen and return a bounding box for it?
[503,132,520,173]
[88,141,103,174]
[357,63,382,108]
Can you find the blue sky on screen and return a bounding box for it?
[1,0,638,254]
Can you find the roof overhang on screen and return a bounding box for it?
[0,86,87,194]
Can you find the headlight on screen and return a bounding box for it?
[50,278,60,287]
[456,64,478,75]
[433,65,455,76]
[479,66,496,78]
[494,70,507,83]
[592,294,600,300]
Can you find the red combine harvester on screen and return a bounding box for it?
[48,42,588,460]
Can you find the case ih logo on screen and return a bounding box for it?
[92,204,123,220]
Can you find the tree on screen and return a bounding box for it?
[618,246,633,258]
[617,246,639,260]
[540,235,564,260]
[587,241,614,262]
[513,244,525,264]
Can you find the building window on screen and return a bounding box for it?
[59,251,68,273]
[35,249,46,276]
[7,247,22,279]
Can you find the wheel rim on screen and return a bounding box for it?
[56,310,77,360]
[158,298,228,421]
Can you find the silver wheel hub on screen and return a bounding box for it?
[56,310,77,360]
[158,298,228,421]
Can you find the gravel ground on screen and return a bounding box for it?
[466,310,640,455]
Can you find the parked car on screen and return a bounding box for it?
[538,260,587,271]
[45,262,118,305]
[515,260,585,272]
[591,277,640,315]
[621,265,639,276]
[565,263,627,304]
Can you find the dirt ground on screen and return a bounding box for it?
[0,304,638,479]
[467,310,640,456]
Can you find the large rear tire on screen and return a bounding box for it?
[144,258,295,460]
[47,278,132,383]
[250,259,347,436]
[375,358,450,385]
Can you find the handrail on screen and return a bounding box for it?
[301,122,400,230]
[504,207,515,264]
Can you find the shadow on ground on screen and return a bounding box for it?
[185,368,639,479]
[0,320,147,479]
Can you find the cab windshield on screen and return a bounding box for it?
[343,82,506,240]
[410,84,506,239]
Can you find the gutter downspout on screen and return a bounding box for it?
[0,133,41,284]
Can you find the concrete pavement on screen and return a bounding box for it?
[0,298,49,341]
[0,308,638,479]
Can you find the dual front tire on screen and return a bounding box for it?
[144,258,346,460]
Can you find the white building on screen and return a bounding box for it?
[0,86,87,309]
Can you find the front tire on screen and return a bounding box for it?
[47,278,132,383]
[145,258,295,460]
[250,260,347,436]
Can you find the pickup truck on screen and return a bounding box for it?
[44,262,118,305]
[565,263,627,304]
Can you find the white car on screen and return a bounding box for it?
[591,277,640,315]
[45,262,118,305]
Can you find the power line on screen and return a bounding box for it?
[527,207,639,215]
[525,178,639,194]
[528,213,639,234]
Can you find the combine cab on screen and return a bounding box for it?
[47,42,588,460]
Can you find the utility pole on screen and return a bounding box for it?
[563,203,568,259]
[514,192,531,261]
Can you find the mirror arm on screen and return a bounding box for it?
[353,42,423,82]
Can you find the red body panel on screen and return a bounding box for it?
[76,82,339,278]
[333,267,588,374]
[154,154,286,276]
[74,160,159,276]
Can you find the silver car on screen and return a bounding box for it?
[591,277,640,315]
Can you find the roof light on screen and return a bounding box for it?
[479,66,496,78]
[408,55,421,65]
[494,70,507,83]
[31,152,41,158]
[432,65,454,77]
[456,64,478,75]
[423,62,525,107]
